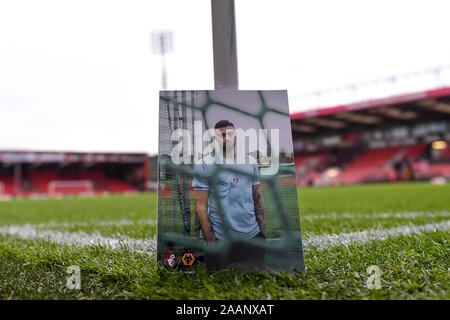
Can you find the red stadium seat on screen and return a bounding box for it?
[294,154,329,186]
[337,146,402,184]
[402,143,427,159]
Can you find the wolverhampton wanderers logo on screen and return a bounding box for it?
[182,253,195,266]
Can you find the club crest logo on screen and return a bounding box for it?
[166,253,177,267]
[182,253,195,266]
[232,177,239,184]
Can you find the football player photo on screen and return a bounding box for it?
[192,120,267,270]
[157,90,304,273]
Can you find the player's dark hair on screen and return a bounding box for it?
[214,120,234,129]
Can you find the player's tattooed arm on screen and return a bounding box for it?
[252,185,266,238]
[194,190,216,244]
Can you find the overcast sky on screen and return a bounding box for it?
[1,0,450,155]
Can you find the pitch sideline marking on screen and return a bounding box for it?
[33,219,157,229]
[301,211,450,220]
[304,220,450,250]
[21,211,450,230]
[0,221,448,255]
[0,224,157,254]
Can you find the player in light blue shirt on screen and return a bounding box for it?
[192,151,261,239]
[192,120,266,244]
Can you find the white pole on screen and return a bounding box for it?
[211,0,239,90]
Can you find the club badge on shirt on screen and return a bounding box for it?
[232,177,239,184]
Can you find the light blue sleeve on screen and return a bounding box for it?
[251,164,260,185]
[192,162,209,190]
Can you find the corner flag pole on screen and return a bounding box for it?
[211,0,239,90]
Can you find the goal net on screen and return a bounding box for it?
[48,180,94,196]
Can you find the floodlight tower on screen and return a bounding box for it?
[151,31,173,90]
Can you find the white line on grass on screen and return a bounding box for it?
[304,220,450,251]
[301,211,450,220]
[30,211,448,230]
[0,224,157,254]
[34,219,157,229]
[1,221,448,255]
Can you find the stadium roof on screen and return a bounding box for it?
[290,87,450,137]
[0,150,148,164]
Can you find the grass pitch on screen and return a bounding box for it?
[0,182,449,299]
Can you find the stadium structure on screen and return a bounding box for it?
[0,150,149,198]
[291,86,450,186]
[2,72,450,198]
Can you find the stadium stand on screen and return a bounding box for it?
[291,87,450,186]
[0,151,149,197]
[402,143,427,159]
[438,142,450,159]
[0,175,14,195]
[294,142,450,186]
[294,153,329,186]
[338,146,402,184]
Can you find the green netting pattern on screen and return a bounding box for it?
[157,90,304,272]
